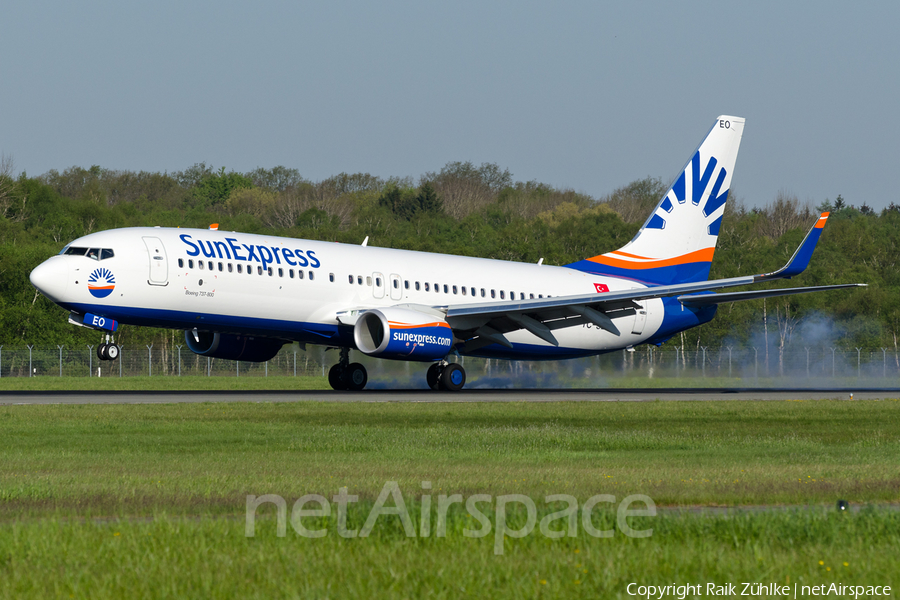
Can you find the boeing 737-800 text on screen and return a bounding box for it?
[29,116,863,390]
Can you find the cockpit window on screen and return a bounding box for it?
[61,246,115,260]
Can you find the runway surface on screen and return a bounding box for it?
[1,388,899,404]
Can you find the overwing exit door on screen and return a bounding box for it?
[389,274,402,300]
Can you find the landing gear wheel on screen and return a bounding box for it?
[440,363,466,392]
[328,364,347,390]
[105,344,119,360]
[97,343,108,360]
[344,363,368,391]
[426,363,443,390]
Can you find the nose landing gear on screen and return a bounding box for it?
[426,361,466,391]
[97,335,120,361]
[328,347,368,391]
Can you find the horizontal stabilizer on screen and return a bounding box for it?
[678,283,866,307]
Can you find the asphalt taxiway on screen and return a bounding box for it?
[1,388,898,405]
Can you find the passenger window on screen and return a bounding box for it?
[521,293,526,300]
[538,294,543,299]
[415,282,420,291]
[228,263,233,273]
[470,287,475,296]
[500,291,505,299]
[461,287,466,296]
[178,258,184,268]
[357,276,363,285]
[237,264,242,274]
[278,268,283,277]
[434,283,439,292]
[424,282,430,292]
[375,277,381,287]
[188,259,194,269]
[393,279,399,289]
[208,261,213,270]
[267,267,273,276]
[404,280,409,289]
[481,288,486,298]
[257,266,263,275]
[289,269,294,278]
[443,284,448,293]
[101,249,115,260]
[491,289,495,298]
[366,276,372,286]
[452,285,457,295]
[218,263,223,272]
[299,271,304,280]
[199,261,204,271]
[348,275,354,284]
[309,271,314,280]
[329,273,335,283]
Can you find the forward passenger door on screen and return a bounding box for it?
[143,237,168,286]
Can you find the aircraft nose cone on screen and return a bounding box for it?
[30,257,68,301]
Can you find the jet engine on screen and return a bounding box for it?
[184,330,284,362]
[353,307,453,361]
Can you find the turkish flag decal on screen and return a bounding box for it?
[594,283,609,293]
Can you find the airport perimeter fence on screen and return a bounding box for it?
[2,344,900,383]
[0,344,330,379]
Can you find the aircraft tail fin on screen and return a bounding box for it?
[567,116,745,285]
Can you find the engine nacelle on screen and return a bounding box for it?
[184,331,284,362]
[353,307,453,361]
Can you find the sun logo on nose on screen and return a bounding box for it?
[88,268,116,298]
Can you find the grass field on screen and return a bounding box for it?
[1,400,898,597]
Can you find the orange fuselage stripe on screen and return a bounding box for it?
[607,250,647,259]
[387,321,451,329]
[586,247,716,270]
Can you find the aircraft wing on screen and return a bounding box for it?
[442,212,864,349]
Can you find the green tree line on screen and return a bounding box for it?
[0,156,894,353]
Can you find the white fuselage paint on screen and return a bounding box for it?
[34,227,665,359]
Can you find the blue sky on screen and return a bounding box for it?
[2,1,898,209]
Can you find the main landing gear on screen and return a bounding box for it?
[328,347,368,391]
[97,335,120,361]
[426,361,466,391]
[326,351,468,392]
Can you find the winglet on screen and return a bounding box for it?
[756,212,829,281]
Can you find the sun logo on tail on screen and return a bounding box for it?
[88,268,116,298]
[645,151,730,236]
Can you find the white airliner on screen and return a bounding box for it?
[29,116,862,390]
